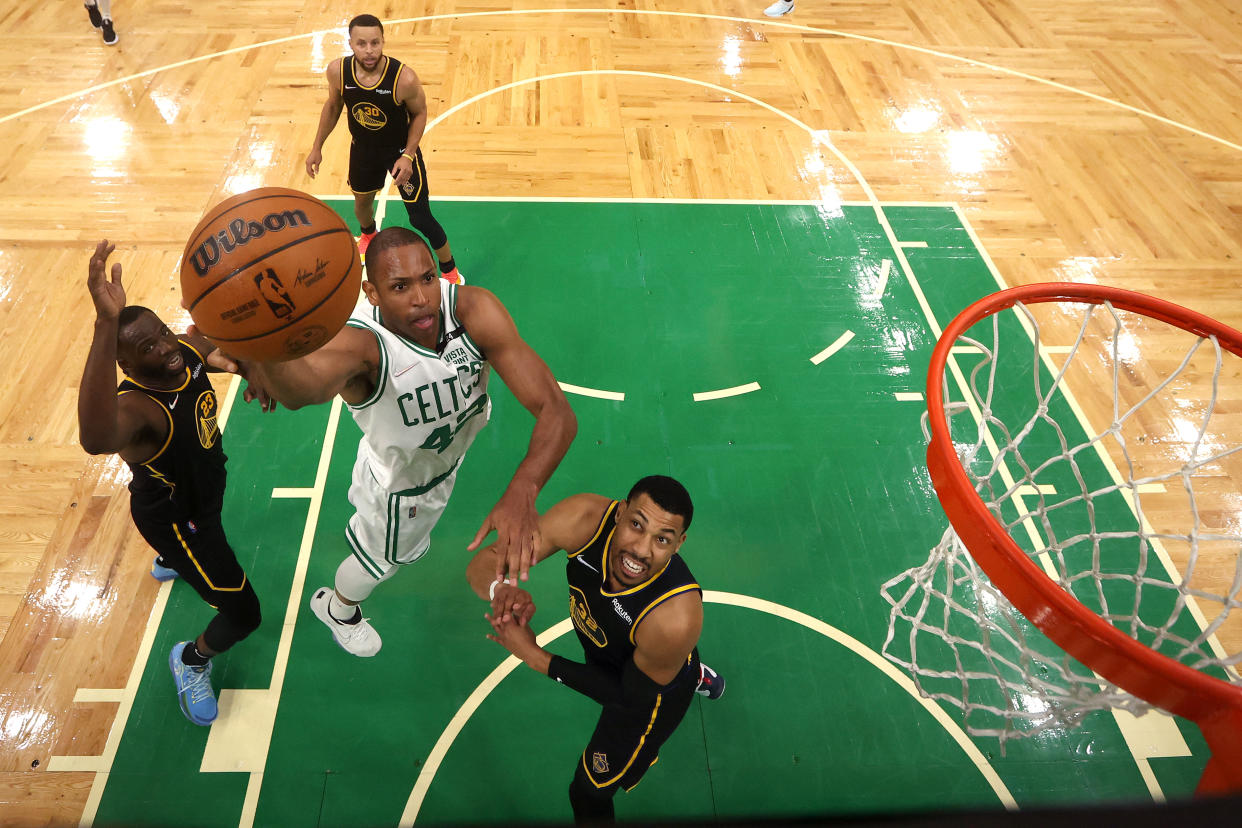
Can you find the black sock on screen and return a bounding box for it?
[181,642,210,668]
[360,222,377,235]
[439,257,456,274]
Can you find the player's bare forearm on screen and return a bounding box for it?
[510,394,577,495]
[247,358,344,409]
[466,544,503,599]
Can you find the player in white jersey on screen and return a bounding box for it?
[219,227,577,656]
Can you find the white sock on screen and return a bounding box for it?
[96,0,112,18]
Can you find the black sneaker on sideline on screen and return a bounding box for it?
[101,19,117,45]
[695,662,726,700]
[85,3,102,27]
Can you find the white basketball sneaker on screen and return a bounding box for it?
[310,587,382,657]
[764,0,794,16]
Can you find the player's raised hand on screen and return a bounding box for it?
[485,610,539,659]
[87,240,125,321]
[469,482,541,583]
[490,583,535,627]
[188,326,279,413]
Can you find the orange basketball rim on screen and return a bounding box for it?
[925,282,1242,795]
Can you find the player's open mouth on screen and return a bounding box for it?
[620,554,645,577]
[165,353,183,370]
[412,315,435,330]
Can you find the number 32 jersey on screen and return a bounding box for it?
[345,280,491,492]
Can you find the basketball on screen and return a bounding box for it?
[180,187,362,362]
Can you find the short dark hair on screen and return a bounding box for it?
[365,227,433,281]
[627,475,693,531]
[349,14,383,33]
[117,304,156,338]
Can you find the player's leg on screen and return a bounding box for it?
[347,144,387,256]
[132,516,261,725]
[95,0,116,44]
[397,148,463,284]
[308,457,456,656]
[567,661,699,823]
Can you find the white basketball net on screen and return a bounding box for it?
[881,298,1242,745]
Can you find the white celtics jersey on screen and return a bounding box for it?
[344,281,491,492]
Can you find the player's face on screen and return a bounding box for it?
[349,26,385,72]
[117,311,184,383]
[607,494,687,590]
[362,242,441,348]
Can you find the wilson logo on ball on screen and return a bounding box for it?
[188,211,313,277]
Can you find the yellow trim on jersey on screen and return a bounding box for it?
[627,583,701,645]
[567,500,619,559]
[353,55,389,90]
[172,522,246,593]
[121,366,191,393]
[582,692,663,789]
[119,389,175,466]
[180,338,208,365]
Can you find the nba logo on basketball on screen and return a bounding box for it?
[592,753,608,774]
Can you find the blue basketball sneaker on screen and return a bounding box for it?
[150,557,178,582]
[169,642,218,726]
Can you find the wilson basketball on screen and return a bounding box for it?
[180,187,362,362]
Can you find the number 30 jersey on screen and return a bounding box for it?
[344,280,491,492]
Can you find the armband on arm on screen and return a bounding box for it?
[546,656,664,708]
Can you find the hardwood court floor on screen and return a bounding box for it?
[0,0,1240,824]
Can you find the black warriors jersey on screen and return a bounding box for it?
[343,55,408,149]
[118,342,226,520]
[565,501,701,673]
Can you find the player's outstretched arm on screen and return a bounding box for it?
[78,241,164,458]
[306,60,345,179]
[459,288,578,582]
[467,493,612,623]
[217,325,380,410]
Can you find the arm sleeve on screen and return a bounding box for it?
[547,655,665,708]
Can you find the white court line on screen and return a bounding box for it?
[869,259,891,301]
[558,382,625,401]
[271,487,316,498]
[72,688,124,704]
[1015,484,1058,497]
[810,330,855,365]
[231,397,345,827]
[897,241,928,248]
[397,591,1015,825]
[894,392,923,402]
[692,382,761,402]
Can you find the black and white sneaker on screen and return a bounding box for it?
[101,19,117,45]
[85,3,102,28]
[695,662,725,700]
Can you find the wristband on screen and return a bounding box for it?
[488,577,511,600]
[400,152,414,163]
